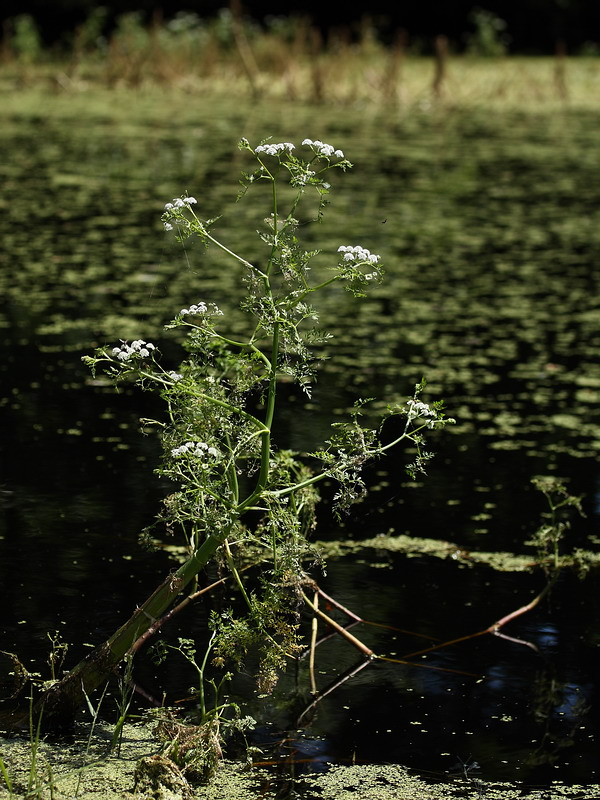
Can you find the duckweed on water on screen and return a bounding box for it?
[2,723,600,800]
[300,764,600,799]
[316,534,600,574]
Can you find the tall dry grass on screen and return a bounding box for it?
[1,10,599,110]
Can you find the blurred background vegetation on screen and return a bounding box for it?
[1,0,600,55]
[0,2,598,107]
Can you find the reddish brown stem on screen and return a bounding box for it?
[129,575,229,655]
[313,584,362,621]
[400,578,555,661]
[310,579,438,641]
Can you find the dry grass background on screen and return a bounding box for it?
[1,10,599,111]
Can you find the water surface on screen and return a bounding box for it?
[0,94,599,787]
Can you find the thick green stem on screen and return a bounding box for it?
[33,529,232,728]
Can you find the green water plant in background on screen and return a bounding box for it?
[30,137,454,742]
[528,476,585,573]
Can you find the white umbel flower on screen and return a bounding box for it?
[255,142,295,156]
[337,245,380,264]
[111,340,156,362]
[302,139,344,159]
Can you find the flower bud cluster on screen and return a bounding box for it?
[302,139,344,158]
[338,245,380,265]
[290,169,316,187]
[255,142,295,156]
[171,441,220,459]
[112,340,156,362]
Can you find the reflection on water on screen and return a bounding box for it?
[0,99,599,786]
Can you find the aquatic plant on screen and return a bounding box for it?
[528,476,584,572]
[27,137,453,733]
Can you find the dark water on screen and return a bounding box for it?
[1,98,599,788]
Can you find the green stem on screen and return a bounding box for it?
[224,541,252,611]
[236,320,280,512]
[378,432,410,454]
[197,223,266,277]
[379,421,433,454]
[296,275,340,301]
[257,321,279,491]
[287,187,305,220]
[176,385,268,433]
[224,434,240,505]
[267,178,279,276]
[197,632,216,721]
[269,471,328,498]
[35,526,234,727]
[181,327,272,370]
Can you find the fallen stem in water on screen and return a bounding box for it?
[129,575,232,655]
[399,577,556,661]
[301,591,375,658]
[376,655,481,677]
[301,585,477,678]
[309,579,439,641]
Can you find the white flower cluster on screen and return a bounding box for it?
[168,371,183,382]
[163,196,197,231]
[179,301,223,317]
[302,139,344,158]
[406,399,435,420]
[254,142,295,156]
[405,399,449,428]
[164,196,197,210]
[112,340,156,362]
[338,245,380,265]
[171,441,220,459]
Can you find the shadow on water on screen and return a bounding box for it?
[0,99,599,789]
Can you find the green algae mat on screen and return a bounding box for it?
[2,721,599,799]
